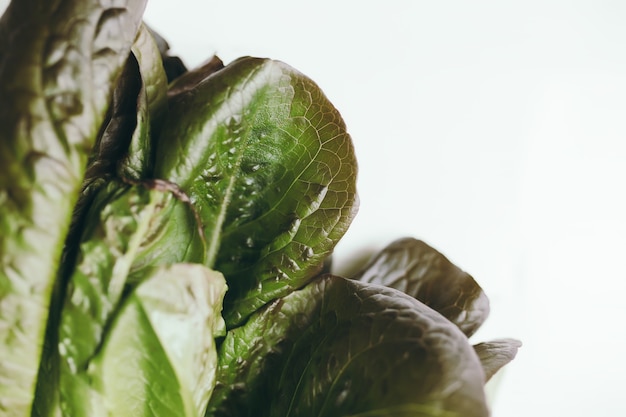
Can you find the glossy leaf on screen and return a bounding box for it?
[123,23,169,179]
[155,57,359,327]
[473,338,522,382]
[206,275,489,417]
[65,23,169,264]
[352,238,489,337]
[31,181,205,417]
[33,27,170,414]
[88,263,226,417]
[0,1,146,414]
[81,54,141,190]
[76,23,168,218]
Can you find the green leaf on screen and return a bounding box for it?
[352,238,490,337]
[89,263,226,417]
[206,275,489,417]
[31,181,205,416]
[155,57,358,327]
[0,1,146,414]
[33,28,170,414]
[473,338,522,382]
[123,23,169,179]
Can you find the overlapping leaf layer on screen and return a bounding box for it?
[0,2,519,416]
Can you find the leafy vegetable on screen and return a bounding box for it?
[53,183,206,415]
[76,22,167,220]
[351,238,490,337]
[206,275,489,417]
[0,2,519,416]
[32,24,178,417]
[154,57,359,327]
[91,263,226,417]
[0,1,146,414]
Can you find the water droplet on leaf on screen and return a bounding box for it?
[301,246,314,261]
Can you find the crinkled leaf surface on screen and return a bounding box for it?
[75,23,168,227]
[81,22,168,185]
[0,1,146,414]
[473,338,522,382]
[80,22,168,188]
[88,263,226,417]
[81,54,141,190]
[206,275,488,417]
[352,238,490,337]
[155,57,358,327]
[33,28,170,414]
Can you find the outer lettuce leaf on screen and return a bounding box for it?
[81,53,142,192]
[473,338,522,382]
[352,238,490,337]
[155,57,358,327]
[33,27,170,415]
[0,1,146,414]
[87,263,226,417]
[206,275,489,417]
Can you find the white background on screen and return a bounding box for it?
[3,1,626,416]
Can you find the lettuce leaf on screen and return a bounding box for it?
[82,263,225,417]
[352,238,490,337]
[43,181,204,417]
[0,1,146,414]
[154,57,359,327]
[207,275,489,417]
